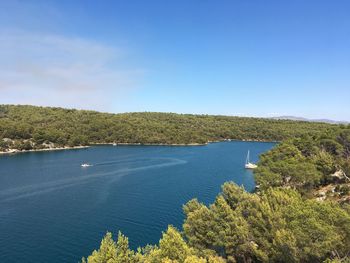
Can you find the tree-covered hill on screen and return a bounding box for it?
[0,104,338,152]
[255,124,350,202]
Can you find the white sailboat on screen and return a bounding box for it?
[245,150,257,169]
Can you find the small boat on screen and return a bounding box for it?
[245,150,257,169]
[113,142,117,146]
[81,163,92,167]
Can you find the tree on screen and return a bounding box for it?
[85,232,135,263]
[86,232,117,263]
[320,139,343,156]
[159,226,191,261]
[338,129,350,159]
[183,183,350,262]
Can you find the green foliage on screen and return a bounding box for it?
[340,160,350,178]
[158,226,192,262]
[320,139,343,156]
[184,183,350,263]
[255,125,350,193]
[13,140,33,151]
[255,142,322,191]
[314,151,336,178]
[85,232,135,263]
[0,139,9,151]
[338,129,350,158]
[84,183,350,263]
[83,227,225,263]
[0,104,337,151]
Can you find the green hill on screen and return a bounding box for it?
[0,104,338,152]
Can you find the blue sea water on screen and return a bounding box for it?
[0,141,275,263]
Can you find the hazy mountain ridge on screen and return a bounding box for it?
[271,116,349,124]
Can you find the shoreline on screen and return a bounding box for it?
[0,146,90,155]
[91,142,208,146]
[0,139,278,155]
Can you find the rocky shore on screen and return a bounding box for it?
[0,138,278,156]
[0,145,89,155]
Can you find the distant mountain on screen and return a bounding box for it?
[271,116,349,124]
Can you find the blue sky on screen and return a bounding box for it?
[0,0,349,120]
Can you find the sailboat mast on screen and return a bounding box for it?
[245,150,257,169]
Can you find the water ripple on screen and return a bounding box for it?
[0,157,187,203]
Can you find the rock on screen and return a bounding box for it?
[331,170,345,179]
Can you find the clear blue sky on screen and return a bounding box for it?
[0,0,349,120]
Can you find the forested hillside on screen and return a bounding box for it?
[255,125,350,202]
[82,120,350,263]
[0,104,337,152]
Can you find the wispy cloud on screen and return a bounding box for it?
[0,31,144,111]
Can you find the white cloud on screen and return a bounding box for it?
[0,31,145,111]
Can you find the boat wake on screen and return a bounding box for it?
[0,157,187,202]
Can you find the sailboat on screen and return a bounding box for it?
[245,150,257,169]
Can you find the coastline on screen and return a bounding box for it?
[0,139,278,156]
[91,142,208,146]
[0,146,90,155]
[239,139,279,143]
[92,138,278,146]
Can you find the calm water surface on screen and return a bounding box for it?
[0,141,275,263]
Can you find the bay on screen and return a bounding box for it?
[0,141,275,263]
